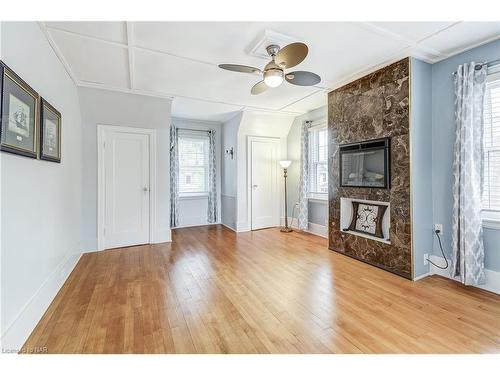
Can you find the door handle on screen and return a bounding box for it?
[143,187,149,192]
[252,184,258,189]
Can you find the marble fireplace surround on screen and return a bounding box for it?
[328,58,411,279]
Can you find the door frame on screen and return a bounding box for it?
[247,136,281,230]
[97,125,157,251]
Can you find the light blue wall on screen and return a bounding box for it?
[431,39,500,272]
[411,58,433,278]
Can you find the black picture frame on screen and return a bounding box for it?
[40,98,61,163]
[0,60,40,158]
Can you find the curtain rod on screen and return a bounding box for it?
[177,127,213,132]
[452,58,500,76]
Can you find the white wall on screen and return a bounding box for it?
[286,106,328,230]
[221,112,242,230]
[79,87,172,250]
[1,22,83,350]
[236,111,294,232]
[172,117,221,228]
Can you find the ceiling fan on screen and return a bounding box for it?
[218,43,321,95]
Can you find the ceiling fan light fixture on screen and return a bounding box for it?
[264,69,284,88]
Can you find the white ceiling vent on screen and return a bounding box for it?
[247,29,301,59]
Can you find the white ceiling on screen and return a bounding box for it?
[42,21,500,122]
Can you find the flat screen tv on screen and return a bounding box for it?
[339,138,390,188]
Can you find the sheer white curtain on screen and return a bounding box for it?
[207,129,217,223]
[169,123,179,228]
[451,62,487,285]
[297,120,311,230]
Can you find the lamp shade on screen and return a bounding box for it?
[279,160,292,168]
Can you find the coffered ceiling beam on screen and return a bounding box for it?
[126,22,135,89]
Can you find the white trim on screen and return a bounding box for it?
[97,125,158,251]
[79,80,174,100]
[482,210,500,230]
[0,252,81,351]
[221,222,237,232]
[125,22,135,90]
[483,218,500,230]
[307,222,328,238]
[308,196,328,203]
[78,80,303,117]
[37,22,78,85]
[154,229,171,244]
[173,223,221,229]
[172,117,222,126]
[487,63,500,75]
[307,121,327,131]
[179,193,209,200]
[281,217,328,238]
[412,272,431,281]
[247,136,281,231]
[429,255,500,295]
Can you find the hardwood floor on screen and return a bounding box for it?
[23,225,500,354]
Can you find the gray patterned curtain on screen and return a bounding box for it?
[207,129,217,223]
[297,121,311,230]
[451,62,487,285]
[170,123,179,228]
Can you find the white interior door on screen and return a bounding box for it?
[103,129,150,249]
[250,137,280,230]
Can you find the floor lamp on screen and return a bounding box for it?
[279,160,292,232]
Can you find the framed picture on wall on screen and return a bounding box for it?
[0,61,40,158]
[40,98,61,162]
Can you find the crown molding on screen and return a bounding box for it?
[38,22,78,85]
[171,116,223,125]
[431,34,500,63]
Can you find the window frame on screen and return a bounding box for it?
[482,65,500,227]
[308,124,328,200]
[177,132,210,197]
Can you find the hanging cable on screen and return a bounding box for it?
[428,230,449,270]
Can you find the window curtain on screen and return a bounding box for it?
[451,62,487,286]
[170,123,179,228]
[207,129,217,223]
[297,121,311,230]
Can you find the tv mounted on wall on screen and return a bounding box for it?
[339,137,390,188]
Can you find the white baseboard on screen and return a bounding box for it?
[236,220,250,232]
[413,272,431,281]
[307,222,328,238]
[429,255,500,295]
[221,223,237,232]
[281,217,328,238]
[173,223,220,229]
[0,252,82,352]
[154,228,171,243]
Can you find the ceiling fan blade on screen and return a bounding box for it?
[251,81,268,95]
[285,71,321,86]
[275,42,308,69]
[218,64,262,75]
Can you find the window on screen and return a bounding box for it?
[482,67,500,220]
[308,126,328,197]
[178,134,209,195]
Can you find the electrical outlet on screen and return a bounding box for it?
[434,224,443,233]
[423,253,429,265]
